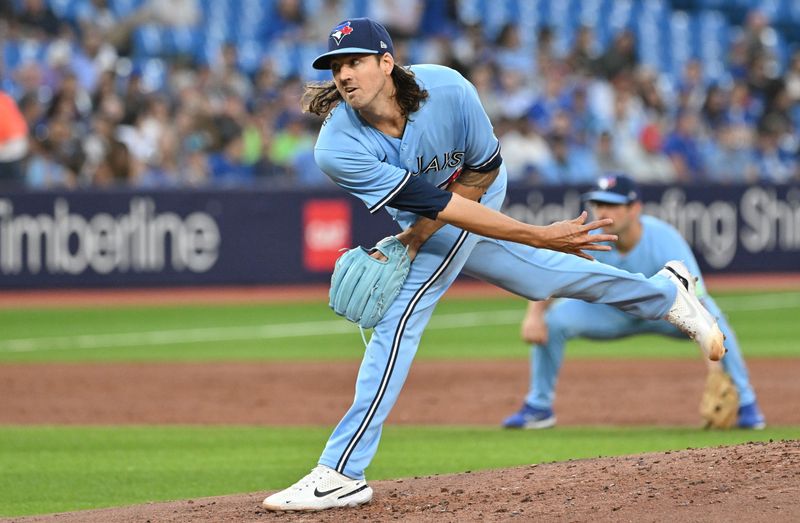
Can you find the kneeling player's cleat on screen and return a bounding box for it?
[262,464,373,511]
[737,401,767,430]
[502,404,556,429]
[659,260,726,361]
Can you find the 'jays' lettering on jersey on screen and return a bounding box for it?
[314,65,502,227]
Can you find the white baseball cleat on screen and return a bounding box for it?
[262,464,373,511]
[659,260,726,362]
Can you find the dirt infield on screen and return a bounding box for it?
[11,441,800,522]
[4,360,799,522]
[2,359,799,426]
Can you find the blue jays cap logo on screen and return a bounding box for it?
[312,18,394,70]
[330,21,354,46]
[583,173,638,204]
[598,176,617,190]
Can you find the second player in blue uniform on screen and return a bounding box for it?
[502,174,766,431]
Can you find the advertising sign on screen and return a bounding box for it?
[0,184,796,289]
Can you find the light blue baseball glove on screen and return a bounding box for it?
[329,236,411,329]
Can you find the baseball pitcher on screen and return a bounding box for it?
[263,18,726,512]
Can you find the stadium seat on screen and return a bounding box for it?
[167,27,202,57]
[236,39,264,75]
[109,0,145,18]
[668,10,693,80]
[47,0,80,20]
[132,25,166,58]
[135,57,168,92]
[3,39,47,71]
[19,0,800,91]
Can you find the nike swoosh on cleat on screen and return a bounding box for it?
[665,265,690,290]
[337,484,369,499]
[314,486,343,497]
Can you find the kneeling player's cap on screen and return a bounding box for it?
[313,18,394,70]
[582,174,640,204]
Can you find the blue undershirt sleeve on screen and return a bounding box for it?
[387,175,453,220]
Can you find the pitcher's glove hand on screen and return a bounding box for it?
[699,369,739,429]
[329,236,411,329]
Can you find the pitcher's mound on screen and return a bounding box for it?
[15,440,800,522]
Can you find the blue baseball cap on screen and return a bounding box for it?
[582,174,640,205]
[312,18,394,70]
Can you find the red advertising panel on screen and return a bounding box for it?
[303,199,351,271]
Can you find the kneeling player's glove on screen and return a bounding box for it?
[699,369,739,429]
[329,236,411,329]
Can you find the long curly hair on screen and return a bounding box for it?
[302,58,429,119]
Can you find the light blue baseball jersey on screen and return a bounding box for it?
[314,64,502,229]
[313,64,680,480]
[593,215,708,297]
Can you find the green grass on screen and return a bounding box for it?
[1,290,798,516]
[1,424,798,517]
[0,290,798,362]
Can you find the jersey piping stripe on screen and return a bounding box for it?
[335,228,471,474]
[368,170,413,214]
[465,143,500,172]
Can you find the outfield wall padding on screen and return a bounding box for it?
[0,184,797,288]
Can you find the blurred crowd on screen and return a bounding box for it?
[1,0,799,190]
